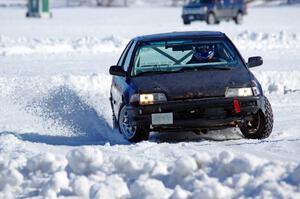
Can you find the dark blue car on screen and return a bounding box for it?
[109,31,273,142]
[182,0,247,25]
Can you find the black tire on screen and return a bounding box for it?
[183,19,191,25]
[240,97,273,139]
[118,105,149,142]
[206,12,216,25]
[234,12,243,25]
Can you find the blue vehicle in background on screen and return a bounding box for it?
[182,0,247,25]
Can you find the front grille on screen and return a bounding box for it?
[174,107,229,120]
[240,101,257,107]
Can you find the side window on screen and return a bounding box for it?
[224,0,230,6]
[117,40,133,67]
[123,41,136,72]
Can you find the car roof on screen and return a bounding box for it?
[133,31,226,42]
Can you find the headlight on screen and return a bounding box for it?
[130,93,167,105]
[225,87,253,98]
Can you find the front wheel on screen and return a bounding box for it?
[206,12,216,25]
[118,105,149,142]
[234,12,243,25]
[240,97,273,139]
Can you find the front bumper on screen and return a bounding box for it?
[182,14,207,21]
[127,96,263,131]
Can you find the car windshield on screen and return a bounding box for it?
[132,38,244,76]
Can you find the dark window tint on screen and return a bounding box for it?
[123,41,136,71]
[117,40,133,67]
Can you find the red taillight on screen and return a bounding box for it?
[233,99,241,113]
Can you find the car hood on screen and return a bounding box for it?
[130,69,251,100]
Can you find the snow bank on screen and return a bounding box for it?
[0,0,184,7]
[1,146,300,198]
[1,31,299,56]
[235,31,300,51]
[249,0,300,7]
[0,35,125,56]
[0,0,26,7]
[254,71,300,95]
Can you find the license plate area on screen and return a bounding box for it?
[151,113,173,125]
[188,15,195,20]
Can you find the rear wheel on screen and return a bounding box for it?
[206,12,216,25]
[234,12,243,25]
[118,105,149,142]
[240,97,273,139]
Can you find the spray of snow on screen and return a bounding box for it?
[0,73,125,144]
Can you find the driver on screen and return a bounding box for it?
[187,45,219,64]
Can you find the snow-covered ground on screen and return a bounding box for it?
[1,6,300,198]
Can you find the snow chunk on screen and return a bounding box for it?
[130,176,172,199]
[170,185,191,199]
[26,153,67,174]
[112,155,139,177]
[192,177,233,199]
[90,175,130,199]
[172,156,198,178]
[70,176,91,198]
[145,161,169,177]
[212,152,262,180]
[0,168,23,191]
[193,152,213,167]
[67,147,104,175]
[225,173,251,189]
[42,171,69,198]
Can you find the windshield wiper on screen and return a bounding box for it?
[176,66,232,72]
[136,70,176,76]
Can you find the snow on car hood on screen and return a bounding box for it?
[131,68,251,100]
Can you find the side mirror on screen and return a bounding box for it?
[247,56,263,68]
[109,65,126,77]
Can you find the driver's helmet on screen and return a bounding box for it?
[193,45,215,61]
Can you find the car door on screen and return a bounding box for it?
[215,0,226,18]
[216,0,231,18]
[224,0,234,18]
[228,0,238,17]
[111,40,136,117]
